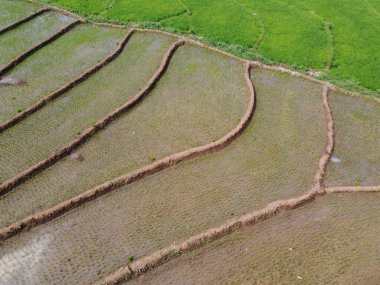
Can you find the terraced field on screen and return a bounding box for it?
[0,1,379,285]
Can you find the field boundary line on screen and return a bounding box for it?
[326,185,380,193]
[0,29,135,133]
[231,0,265,50]
[92,81,335,285]
[0,18,82,77]
[158,10,188,24]
[285,1,334,70]
[316,85,335,192]
[0,39,185,197]
[0,62,255,242]
[0,8,51,35]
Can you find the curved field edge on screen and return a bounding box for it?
[0,67,327,285]
[92,81,333,285]
[28,0,380,98]
[0,64,254,283]
[0,37,184,195]
[0,44,249,228]
[97,86,378,285]
[0,58,255,242]
[126,193,380,285]
[0,0,374,240]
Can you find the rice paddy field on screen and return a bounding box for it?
[0,1,379,284]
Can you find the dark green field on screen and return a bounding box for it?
[38,0,380,97]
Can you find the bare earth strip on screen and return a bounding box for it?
[0,24,125,125]
[325,185,380,193]
[0,32,176,186]
[325,90,380,186]
[127,193,380,285]
[0,46,250,230]
[0,12,77,72]
[0,8,50,35]
[0,67,325,285]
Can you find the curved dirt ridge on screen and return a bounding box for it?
[0,17,81,77]
[93,84,335,285]
[0,8,51,35]
[0,28,135,133]
[95,192,320,285]
[0,38,185,197]
[316,85,335,191]
[0,62,255,242]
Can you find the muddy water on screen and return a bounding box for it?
[130,193,380,285]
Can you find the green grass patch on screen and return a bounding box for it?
[36,0,380,97]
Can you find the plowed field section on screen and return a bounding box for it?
[129,193,380,284]
[0,68,326,284]
[0,44,249,228]
[0,0,40,29]
[0,25,125,123]
[0,12,75,68]
[326,92,380,186]
[0,32,175,183]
